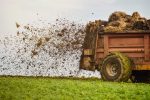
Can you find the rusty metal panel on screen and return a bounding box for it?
[97,35,104,48]
[96,53,105,59]
[109,36,144,48]
[144,35,149,61]
[104,35,109,56]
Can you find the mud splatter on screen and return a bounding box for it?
[0,18,101,78]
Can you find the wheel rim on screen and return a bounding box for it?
[106,62,120,77]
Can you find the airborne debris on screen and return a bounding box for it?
[0,17,101,77]
[31,50,38,57]
[16,22,20,28]
[36,38,43,47]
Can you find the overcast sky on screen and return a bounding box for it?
[0,0,150,35]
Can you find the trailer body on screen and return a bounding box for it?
[80,32,150,82]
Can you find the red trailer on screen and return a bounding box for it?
[80,31,150,82]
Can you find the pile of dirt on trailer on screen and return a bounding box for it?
[83,11,150,48]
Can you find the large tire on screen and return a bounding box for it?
[100,52,131,82]
[130,71,150,83]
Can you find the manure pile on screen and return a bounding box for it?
[84,11,150,49]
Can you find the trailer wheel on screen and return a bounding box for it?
[101,52,131,82]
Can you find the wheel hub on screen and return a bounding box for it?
[106,64,118,76]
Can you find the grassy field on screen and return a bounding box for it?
[0,76,150,100]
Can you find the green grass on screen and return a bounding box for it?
[0,76,150,100]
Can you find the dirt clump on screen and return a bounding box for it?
[85,11,150,33]
[16,22,20,28]
[108,11,127,22]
